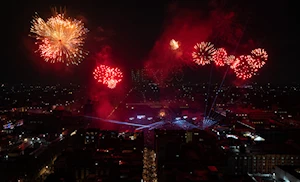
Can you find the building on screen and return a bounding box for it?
[154,129,218,182]
[84,128,101,148]
[275,165,300,182]
[227,143,300,175]
[52,130,144,181]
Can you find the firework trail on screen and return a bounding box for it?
[192,42,217,66]
[30,12,88,65]
[207,17,250,119]
[93,65,123,89]
[107,87,135,119]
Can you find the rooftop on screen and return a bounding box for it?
[247,143,300,155]
[276,165,300,180]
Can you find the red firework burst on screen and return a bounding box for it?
[93,65,123,89]
[249,48,268,69]
[213,48,227,66]
[233,55,258,80]
[192,42,216,66]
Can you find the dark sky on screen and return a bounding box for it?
[2,0,296,84]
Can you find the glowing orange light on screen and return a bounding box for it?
[159,110,166,117]
[30,12,88,65]
[170,39,180,50]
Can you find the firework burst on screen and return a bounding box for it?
[30,12,89,65]
[249,48,268,69]
[233,55,258,80]
[192,42,216,66]
[170,39,179,50]
[213,48,227,66]
[226,55,235,67]
[93,65,123,89]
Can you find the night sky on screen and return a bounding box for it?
[2,0,295,85]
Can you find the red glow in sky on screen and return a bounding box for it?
[144,9,213,85]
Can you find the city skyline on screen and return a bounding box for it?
[1,1,299,181]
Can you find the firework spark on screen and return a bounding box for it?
[170,39,179,50]
[233,55,258,80]
[213,48,227,66]
[93,65,123,89]
[30,12,89,65]
[192,42,216,66]
[249,48,268,69]
[107,79,118,89]
[226,55,235,67]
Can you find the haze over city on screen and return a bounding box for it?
[1,1,299,182]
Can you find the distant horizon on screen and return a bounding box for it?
[1,81,299,86]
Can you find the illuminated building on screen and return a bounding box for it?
[227,144,300,175]
[54,130,144,181]
[143,148,158,182]
[84,128,100,148]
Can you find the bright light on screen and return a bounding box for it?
[137,115,146,119]
[159,110,166,117]
[254,136,265,141]
[170,39,179,50]
[93,65,123,89]
[30,12,88,65]
[192,42,216,66]
[70,130,77,136]
[226,134,238,139]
